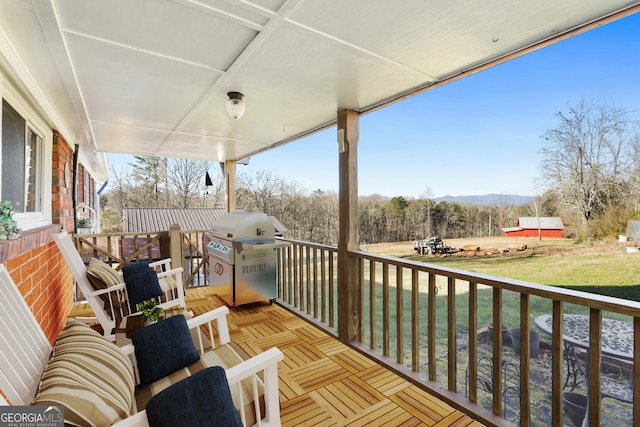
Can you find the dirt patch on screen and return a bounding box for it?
[364,237,627,259]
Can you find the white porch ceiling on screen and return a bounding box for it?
[1,0,639,180]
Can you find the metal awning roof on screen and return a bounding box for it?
[1,1,638,180]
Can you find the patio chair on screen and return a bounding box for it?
[53,230,187,341]
[465,356,520,417]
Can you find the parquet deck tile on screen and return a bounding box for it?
[312,335,350,355]
[280,395,338,426]
[278,373,303,401]
[390,385,455,425]
[252,330,301,351]
[332,348,379,373]
[290,324,328,342]
[238,321,288,340]
[279,316,315,330]
[433,412,483,427]
[227,327,251,343]
[358,365,412,396]
[278,372,306,399]
[73,286,478,426]
[280,342,326,371]
[341,399,419,427]
[227,311,272,327]
[316,375,385,416]
[287,357,351,392]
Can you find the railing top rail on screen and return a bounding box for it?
[73,231,167,238]
[278,237,337,251]
[351,249,640,317]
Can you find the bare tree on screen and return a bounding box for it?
[168,158,210,208]
[237,171,283,213]
[129,156,168,207]
[203,167,225,208]
[539,100,635,231]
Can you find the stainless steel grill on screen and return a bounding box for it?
[205,212,288,308]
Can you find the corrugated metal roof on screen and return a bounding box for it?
[517,217,564,230]
[122,208,288,236]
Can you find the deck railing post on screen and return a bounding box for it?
[169,223,183,273]
[337,109,360,344]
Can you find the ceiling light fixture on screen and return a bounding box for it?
[226,91,245,119]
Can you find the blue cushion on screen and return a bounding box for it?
[123,261,163,309]
[132,315,200,387]
[146,366,242,427]
[122,260,151,278]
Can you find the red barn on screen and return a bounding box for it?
[502,217,565,238]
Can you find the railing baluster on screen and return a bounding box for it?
[293,244,299,308]
[447,277,456,392]
[551,300,563,427]
[329,250,335,328]
[634,317,640,427]
[320,250,326,323]
[411,269,419,372]
[519,293,531,427]
[358,258,365,343]
[428,272,436,382]
[396,266,403,365]
[308,246,315,314]
[468,281,478,403]
[588,309,602,426]
[370,260,376,351]
[383,263,389,358]
[492,287,502,416]
[287,245,293,304]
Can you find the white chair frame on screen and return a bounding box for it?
[53,230,187,341]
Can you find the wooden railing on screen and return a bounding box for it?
[276,238,640,427]
[72,231,638,425]
[73,227,208,288]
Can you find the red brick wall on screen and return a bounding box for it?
[52,132,74,232]
[4,238,73,345]
[0,129,77,346]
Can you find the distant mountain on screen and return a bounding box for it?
[433,194,534,206]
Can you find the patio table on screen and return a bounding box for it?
[534,313,634,404]
[534,314,633,360]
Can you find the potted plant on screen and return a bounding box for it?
[76,217,94,234]
[0,200,21,239]
[137,299,164,325]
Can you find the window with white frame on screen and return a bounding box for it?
[2,99,42,213]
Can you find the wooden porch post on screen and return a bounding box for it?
[225,159,236,212]
[337,109,360,344]
[169,223,183,271]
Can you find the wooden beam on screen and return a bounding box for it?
[225,159,236,212]
[337,109,360,344]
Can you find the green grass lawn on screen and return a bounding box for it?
[407,251,640,300]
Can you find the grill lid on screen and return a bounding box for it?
[210,212,275,240]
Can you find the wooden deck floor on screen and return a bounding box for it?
[183,286,481,427]
[71,286,481,426]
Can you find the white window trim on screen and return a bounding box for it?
[1,77,52,231]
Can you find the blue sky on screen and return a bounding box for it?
[109,12,640,199]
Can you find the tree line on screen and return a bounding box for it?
[102,100,639,243]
